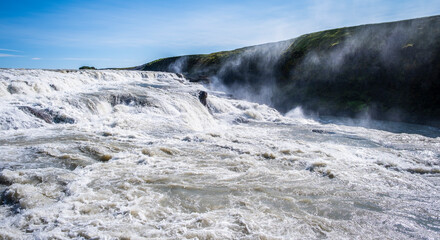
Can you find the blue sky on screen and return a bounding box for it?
[1,0,439,69]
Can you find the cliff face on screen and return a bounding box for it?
[138,15,440,126]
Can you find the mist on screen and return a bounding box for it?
[143,15,440,127]
[277,16,440,126]
[212,40,293,105]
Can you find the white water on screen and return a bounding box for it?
[0,69,439,239]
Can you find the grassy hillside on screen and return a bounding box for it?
[138,15,440,126]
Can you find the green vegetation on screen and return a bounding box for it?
[137,15,440,126]
[79,66,96,70]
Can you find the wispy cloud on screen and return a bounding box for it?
[0,48,23,57]
[0,53,20,57]
[3,1,440,50]
[31,57,41,60]
[1,0,439,69]
[0,48,22,52]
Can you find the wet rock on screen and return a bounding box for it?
[159,147,174,155]
[306,162,335,179]
[232,213,251,235]
[312,129,335,134]
[306,162,327,172]
[0,173,12,186]
[99,154,112,162]
[79,145,112,162]
[7,84,21,94]
[216,145,250,155]
[182,136,191,142]
[175,73,184,78]
[182,136,204,142]
[233,117,249,124]
[376,162,399,171]
[1,188,19,207]
[198,91,208,106]
[109,94,151,107]
[102,132,113,137]
[1,184,54,210]
[261,152,276,159]
[49,84,58,91]
[280,150,291,155]
[19,106,52,123]
[141,149,153,156]
[406,168,440,174]
[322,170,335,179]
[52,113,75,124]
[19,106,75,124]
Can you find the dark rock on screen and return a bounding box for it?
[79,145,112,162]
[53,114,75,124]
[159,147,174,155]
[102,132,113,137]
[312,129,335,134]
[182,136,204,142]
[322,170,335,179]
[0,188,21,213]
[7,85,20,94]
[175,73,184,78]
[19,106,75,124]
[261,153,276,159]
[306,162,327,172]
[109,94,151,107]
[49,84,58,91]
[198,91,208,106]
[306,162,334,178]
[19,106,52,123]
[233,117,250,124]
[0,174,12,186]
[99,155,112,162]
[182,136,192,142]
[406,168,440,174]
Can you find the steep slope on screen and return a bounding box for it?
[137,15,440,126]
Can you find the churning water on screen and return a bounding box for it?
[0,69,439,239]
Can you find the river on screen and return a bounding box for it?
[0,69,439,239]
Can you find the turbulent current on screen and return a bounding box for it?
[0,69,439,239]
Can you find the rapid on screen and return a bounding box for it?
[0,69,439,239]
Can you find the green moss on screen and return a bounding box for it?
[330,41,340,47]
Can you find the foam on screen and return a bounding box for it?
[0,69,439,239]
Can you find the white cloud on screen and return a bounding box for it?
[1,0,439,68]
[0,48,22,52]
[0,53,17,57]
[32,57,41,60]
